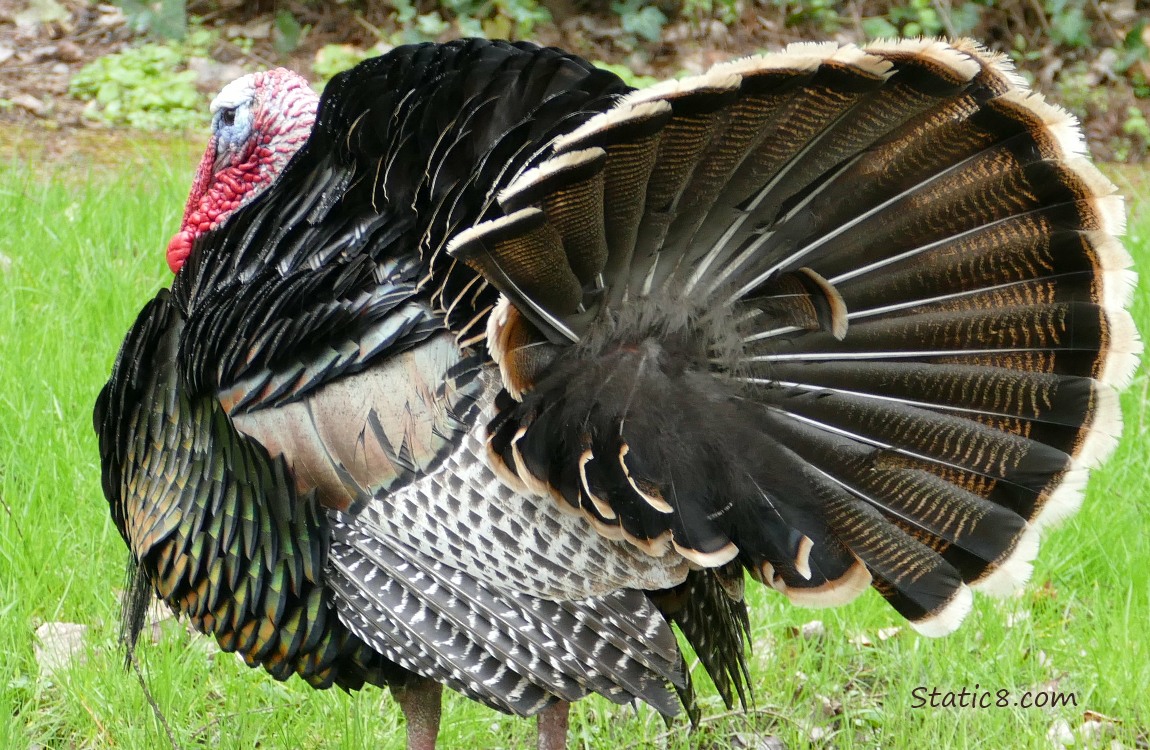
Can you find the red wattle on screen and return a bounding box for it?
[167,230,193,273]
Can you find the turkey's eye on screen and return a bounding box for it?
[219,108,236,127]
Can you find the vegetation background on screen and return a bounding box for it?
[0,1,1147,748]
[0,0,1147,160]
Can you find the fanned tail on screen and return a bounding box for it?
[445,39,1138,644]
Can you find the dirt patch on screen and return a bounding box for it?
[0,1,130,125]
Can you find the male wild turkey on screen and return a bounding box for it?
[96,38,1139,749]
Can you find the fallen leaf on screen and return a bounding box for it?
[1079,719,1117,746]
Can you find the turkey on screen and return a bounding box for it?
[96,38,1139,749]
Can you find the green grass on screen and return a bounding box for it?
[0,148,1147,750]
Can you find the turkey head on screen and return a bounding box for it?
[166,68,319,272]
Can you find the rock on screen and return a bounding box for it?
[733,733,789,750]
[800,620,825,640]
[817,695,843,720]
[1047,719,1074,747]
[95,4,125,28]
[31,44,58,62]
[34,622,87,680]
[55,40,82,63]
[1079,719,1115,745]
[0,45,14,65]
[15,0,69,31]
[809,725,832,742]
[11,94,49,118]
[186,57,248,91]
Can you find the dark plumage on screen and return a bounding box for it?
[96,38,1139,749]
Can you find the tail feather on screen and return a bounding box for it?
[442,40,1140,637]
[680,47,897,294]
[752,303,1131,390]
[760,407,1034,584]
[550,99,673,304]
[757,362,1118,464]
[499,147,609,286]
[722,144,1102,306]
[651,566,752,717]
[819,476,972,635]
[627,74,741,286]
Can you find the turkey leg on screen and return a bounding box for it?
[392,676,443,750]
[536,700,570,750]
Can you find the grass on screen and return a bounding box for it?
[0,142,1147,750]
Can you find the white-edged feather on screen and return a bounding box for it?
[971,523,1041,597]
[1099,308,1143,389]
[998,89,1087,158]
[950,37,1029,90]
[709,50,823,78]
[550,100,671,154]
[909,584,973,637]
[1032,467,1090,532]
[1064,157,1126,235]
[778,558,873,608]
[671,540,740,568]
[619,70,740,108]
[863,37,981,81]
[497,147,605,208]
[826,44,894,77]
[446,208,579,342]
[1073,383,1125,470]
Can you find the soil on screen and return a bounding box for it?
[0,0,1146,163]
